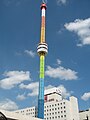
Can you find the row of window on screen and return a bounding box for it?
[44,106,66,112]
[45,102,65,108]
[20,108,35,113]
[44,115,66,120]
[44,110,66,116]
[26,112,35,115]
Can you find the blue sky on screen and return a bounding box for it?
[0,0,90,111]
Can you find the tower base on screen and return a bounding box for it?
[38,99,44,119]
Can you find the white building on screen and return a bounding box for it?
[79,108,90,120]
[14,87,79,120]
[15,106,38,117]
[0,109,40,120]
[44,87,79,120]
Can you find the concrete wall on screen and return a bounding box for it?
[79,109,90,120]
[0,109,41,120]
[70,96,79,120]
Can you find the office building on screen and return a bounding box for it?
[14,87,79,120]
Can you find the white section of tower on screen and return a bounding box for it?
[42,9,45,16]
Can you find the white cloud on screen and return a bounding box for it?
[57,59,62,65]
[24,50,36,58]
[16,94,26,101]
[0,71,30,89]
[45,84,72,98]
[65,18,90,46]
[0,99,18,111]
[81,92,90,101]
[45,66,78,80]
[19,81,72,98]
[56,0,67,5]
[28,88,38,97]
[58,85,73,98]
[45,85,54,90]
[19,82,39,97]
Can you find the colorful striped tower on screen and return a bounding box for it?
[37,2,48,119]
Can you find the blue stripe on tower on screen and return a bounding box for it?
[38,78,44,119]
[38,78,44,99]
[38,99,44,118]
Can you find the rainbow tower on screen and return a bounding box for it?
[37,2,48,119]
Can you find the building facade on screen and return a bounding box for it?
[14,87,80,120]
[79,108,90,120]
[0,109,40,120]
[14,106,37,118]
[44,87,79,120]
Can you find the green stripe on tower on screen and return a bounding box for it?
[40,55,45,79]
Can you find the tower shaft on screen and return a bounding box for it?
[38,54,45,118]
[37,2,48,119]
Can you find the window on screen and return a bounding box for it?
[61,111,63,113]
[58,116,60,118]
[64,115,66,117]
[52,117,54,119]
[58,107,59,110]
[61,115,63,118]
[63,102,65,104]
[61,107,62,109]
[55,116,57,118]
[61,103,62,105]
[58,111,60,114]
[55,108,57,110]
[64,110,66,113]
[64,106,66,109]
